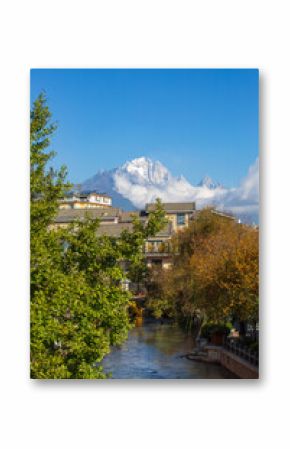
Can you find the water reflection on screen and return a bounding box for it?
[102,321,235,379]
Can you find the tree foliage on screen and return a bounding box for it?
[121,199,167,290]
[30,93,166,378]
[147,208,259,335]
[30,93,70,234]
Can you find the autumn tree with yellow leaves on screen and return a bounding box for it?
[146,208,259,337]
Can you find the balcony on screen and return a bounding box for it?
[144,242,171,257]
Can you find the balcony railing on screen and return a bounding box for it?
[223,339,259,367]
[144,243,171,254]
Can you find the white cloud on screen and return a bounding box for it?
[113,157,259,223]
[216,159,259,222]
[239,158,259,202]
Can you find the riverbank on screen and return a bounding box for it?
[181,345,258,379]
[207,345,259,379]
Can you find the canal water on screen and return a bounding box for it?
[102,320,236,379]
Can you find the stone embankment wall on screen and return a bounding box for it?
[206,346,259,379]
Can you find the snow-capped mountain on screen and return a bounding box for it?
[81,156,219,210]
[80,167,135,210]
[119,157,170,186]
[112,157,208,208]
[81,156,259,223]
[197,175,222,190]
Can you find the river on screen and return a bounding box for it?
[102,320,236,379]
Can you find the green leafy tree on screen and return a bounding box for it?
[30,93,166,378]
[30,92,70,234]
[120,199,167,292]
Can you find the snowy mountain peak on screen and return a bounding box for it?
[117,157,170,185]
[198,175,221,190]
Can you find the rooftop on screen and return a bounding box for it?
[70,191,111,198]
[119,211,141,222]
[96,222,133,237]
[95,220,173,239]
[210,210,236,220]
[145,202,196,213]
[54,208,121,223]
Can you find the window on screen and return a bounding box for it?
[177,213,185,226]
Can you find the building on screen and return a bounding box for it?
[50,207,121,230]
[145,202,196,232]
[59,192,112,210]
[53,193,197,269]
[143,202,196,268]
[143,221,173,269]
[53,197,237,270]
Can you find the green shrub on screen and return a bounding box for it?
[201,322,233,338]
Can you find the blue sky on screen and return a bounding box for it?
[30,69,259,187]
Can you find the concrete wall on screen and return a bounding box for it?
[206,346,259,379]
[220,350,259,379]
[166,212,190,231]
[59,201,112,210]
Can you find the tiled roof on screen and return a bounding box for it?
[96,221,172,238]
[211,210,236,220]
[96,223,134,237]
[54,208,121,223]
[145,202,196,213]
[61,191,112,200]
[119,211,141,222]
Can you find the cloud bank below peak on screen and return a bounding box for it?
[113,157,226,205]
[82,156,259,224]
[114,157,259,223]
[213,158,259,222]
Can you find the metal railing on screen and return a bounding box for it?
[144,244,171,254]
[223,339,259,367]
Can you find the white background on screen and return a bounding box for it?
[0,1,289,447]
